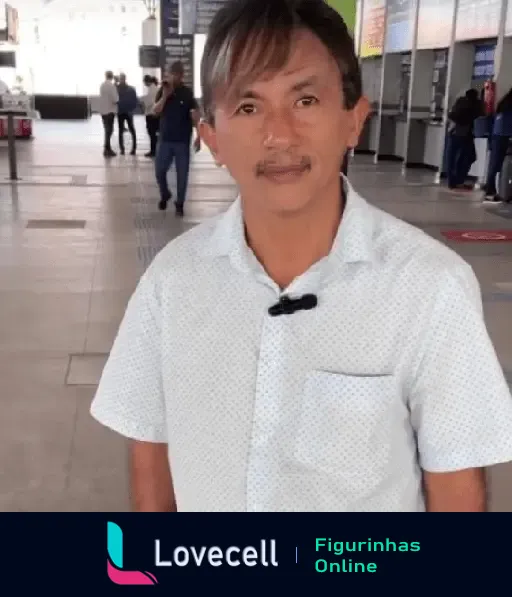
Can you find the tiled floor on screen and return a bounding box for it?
[1,116,512,511]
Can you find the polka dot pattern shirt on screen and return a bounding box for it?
[90,179,512,511]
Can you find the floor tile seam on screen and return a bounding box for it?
[82,239,101,354]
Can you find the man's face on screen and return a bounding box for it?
[165,68,183,86]
[201,29,367,216]
[119,74,126,85]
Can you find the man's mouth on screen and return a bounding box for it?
[257,161,311,180]
[262,164,309,175]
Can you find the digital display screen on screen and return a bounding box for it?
[385,0,415,53]
[360,0,385,57]
[455,0,501,41]
[0,51,15,67]
[417,0,455,49]
[506,0,512,37]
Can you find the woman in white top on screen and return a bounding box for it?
[142,75,159,157]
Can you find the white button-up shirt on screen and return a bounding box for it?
[90,179,512,512]
[98,80,119,115]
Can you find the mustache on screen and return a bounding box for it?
[255,156,312,176]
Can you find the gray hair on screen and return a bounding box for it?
[200,0,362,124]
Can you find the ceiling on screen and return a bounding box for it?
[17,0,149,20]
[17,0,229,33]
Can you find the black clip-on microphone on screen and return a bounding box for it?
[268,293,318,317]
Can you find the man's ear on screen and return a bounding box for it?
[199,120,223,167]
[346,95,371,149]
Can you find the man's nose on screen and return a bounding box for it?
[262,109,299,150]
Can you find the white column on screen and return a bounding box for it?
[493,0,510,99]
[373,0,390,163]
[402,0,420,173]
[142,15,159,78]
[434,0,459,184]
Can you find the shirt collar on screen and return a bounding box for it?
[329,177,376,265]
[203,176,376,267]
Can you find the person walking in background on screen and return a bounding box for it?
[483,87,512,203]
[142,74,159,158]
[152,61,201,216]
[446,89,483,190]
[99,70,118,157]
[117,73,138,156]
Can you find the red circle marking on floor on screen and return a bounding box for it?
[462,232,506,240]
[441,230,512,242]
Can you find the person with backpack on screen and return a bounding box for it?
[446,89,483,190]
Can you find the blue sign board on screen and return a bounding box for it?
[472,43,495,80]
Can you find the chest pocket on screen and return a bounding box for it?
[293,370,398,477]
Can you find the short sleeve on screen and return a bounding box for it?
[409,262,512,472]
[188,88,199,111]
[89,263,167,443]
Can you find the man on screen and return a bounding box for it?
[152,61,201,216]
[446,89,483,190]
[483,86,512,203]
[99,70,119,157]
[90,0,512,512]
[116,73,138,156]
[142,75,159,157]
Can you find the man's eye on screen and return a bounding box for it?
[236,103,256,115]
[297,96,319,107]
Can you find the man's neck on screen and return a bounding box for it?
[242,179,344,290]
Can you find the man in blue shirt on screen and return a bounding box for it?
[117,73,138,156]
[153,61,201,216]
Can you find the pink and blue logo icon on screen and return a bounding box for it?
[107,522,158,585]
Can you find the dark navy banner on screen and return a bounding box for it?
[160,0,179,38]
[160,0,194,89]
[161,34,194,90]
[0,514,509,590]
